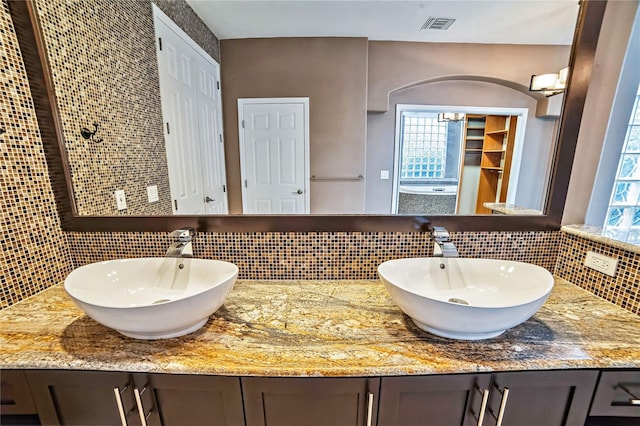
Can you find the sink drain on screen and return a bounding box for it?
[448,298,469,305]
[152,299,171,305]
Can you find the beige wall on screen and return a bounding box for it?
[220,38,369,214]
[367,42,571,113]
[366,80,558,213]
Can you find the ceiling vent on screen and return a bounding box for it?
[420,17,456,31]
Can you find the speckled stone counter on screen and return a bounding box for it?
[1,279,639,376]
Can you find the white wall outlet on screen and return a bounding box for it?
[147,185,159,203]
[380,170,390,180]
[115,190,127,210]
[584,251,618,277]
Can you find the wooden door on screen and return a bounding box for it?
[154,8,228,214]
[238,99,309,214]
[26,370,139,426]
[242,377,379,426]
[485,370,599,426]
[378,374,491,426]
[132,373,244,426]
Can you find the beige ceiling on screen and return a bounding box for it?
[186,0,580,45]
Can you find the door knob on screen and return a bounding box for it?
[204,196,215,203]
[293,189,303,195]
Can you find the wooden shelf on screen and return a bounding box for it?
[465,136,484,140]
[481,166,503,171]
[483,149,505,153]
[465,148,483,152]
[485,129,508,135]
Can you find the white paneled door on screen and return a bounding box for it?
[153,6,228,214]
[238,99,309,214]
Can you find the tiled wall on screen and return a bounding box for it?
[0,0,73,309]
[556,232,639,315]
[66,230,561,280]
[34,0,219,216]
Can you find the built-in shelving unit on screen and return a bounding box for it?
[457,114,517,214]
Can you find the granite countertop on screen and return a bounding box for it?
[562,224,640,254]
[1,279,639,377]
[483,202,543,215]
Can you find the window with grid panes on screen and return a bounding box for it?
[603,85,640,244]
[400,112,448,180]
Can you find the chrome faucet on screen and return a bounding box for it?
[432,226,459,257]
[166,227,195,258]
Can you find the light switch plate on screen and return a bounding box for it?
[380,170,390,180]
[584,251,618,277]
[115,190,127,210]
[147,185,159,203]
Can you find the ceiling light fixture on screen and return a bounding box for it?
[529,67,569,97]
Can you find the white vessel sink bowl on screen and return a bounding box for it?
[378,258,554,340]
[64,258,238,339]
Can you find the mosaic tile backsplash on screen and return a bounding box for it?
[1,0,73,309]
[556,232,639,315]
[66,230,561,280]
[34,0,219,216]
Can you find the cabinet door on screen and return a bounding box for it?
[26,370,139,426]
[486,370,599,426]
[378,374,491,426]
[132,373,244,426]
[589,370,640,418]
[242,377,380,426]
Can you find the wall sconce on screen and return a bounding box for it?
[529,67,569,97]
[80,122,103,143]
[437,112,465,122]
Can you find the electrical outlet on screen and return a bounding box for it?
[147,185,159,203]
[115,190,127,210]
[584,251,618,277]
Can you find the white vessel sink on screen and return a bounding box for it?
[378,258,554,340]
[64,258,238,339]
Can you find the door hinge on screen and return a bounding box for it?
[173,199,177,210]
[219,134,223,143]
[244,180,248,188]
[223,184,226,193]
[166,122,170,134]
[217,81,220,90]
[158,37,162,51]
[241,120,245,129]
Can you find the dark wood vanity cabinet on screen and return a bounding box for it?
[377,373,492,426]
[23,371,244,426]
[587,370,640,425]
[242,377,380,426]
[5,368,638,426]
[378,370,599,426]
[487,370,599,426]
[25,370,135,426]
[130,373,244,426]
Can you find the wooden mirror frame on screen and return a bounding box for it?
[8,0,606,233]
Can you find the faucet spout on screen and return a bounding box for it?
[432,226,459,258]
[166,228,195,258]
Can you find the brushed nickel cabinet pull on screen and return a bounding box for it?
[113,387,128,426]
[617,384,640,405]
[477,388,489,426]
[366,392,374,426]
[495,387,510,426]
[134,387,148,426]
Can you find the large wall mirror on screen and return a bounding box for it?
[9,0,606,232]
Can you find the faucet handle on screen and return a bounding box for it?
[432,226,450,240]
[170,227,195,242]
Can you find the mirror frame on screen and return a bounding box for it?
[8,0,607,233]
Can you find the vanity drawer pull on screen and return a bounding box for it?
[113,387,129,426]
[616,384,640,405]
[366,392,374,426]
[476,387,489,426]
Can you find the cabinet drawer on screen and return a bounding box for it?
[0,370,37,415]
[590,371,640,417]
